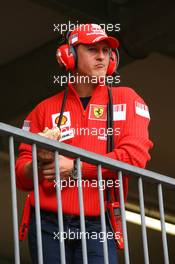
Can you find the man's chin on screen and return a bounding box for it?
[90,72,107,80]
[88,75,106,85]
[94,70,107,77]
[75,71,107,85]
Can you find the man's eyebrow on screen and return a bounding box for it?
[86,44,95,48]
[86,44,110,48]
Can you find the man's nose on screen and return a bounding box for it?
[97,49,105,60]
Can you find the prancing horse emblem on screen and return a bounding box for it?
[94,107,104,118]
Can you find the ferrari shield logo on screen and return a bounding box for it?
[94,107,104,118]
[89,104,107,121]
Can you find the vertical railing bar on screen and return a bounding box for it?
[97,164,109,264]
[138,177,149,264]
[9,136,20,264]
[54,151,66,264]
[76,158,88,264]
[158,184,169,264]
[32,144,43,264]
[118,170,130,264]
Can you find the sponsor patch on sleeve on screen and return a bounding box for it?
[113,104,126,121]
[22,120,31,131]
[135,101,150,119]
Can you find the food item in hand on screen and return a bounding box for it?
[38,127,61,140]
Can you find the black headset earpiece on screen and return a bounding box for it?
[115,48,120,70]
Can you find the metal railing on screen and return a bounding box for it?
[0,122,175,264]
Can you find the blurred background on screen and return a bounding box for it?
[0,0,175,263]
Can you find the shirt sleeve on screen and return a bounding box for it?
[15,103,44,191]
[81,88,153,197]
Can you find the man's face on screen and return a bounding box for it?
[75,41,110,79]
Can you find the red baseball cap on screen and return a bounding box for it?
[68,24,119,49]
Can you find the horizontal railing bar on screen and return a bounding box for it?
[0,122,175,188]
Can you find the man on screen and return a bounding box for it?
[16,23,153,264]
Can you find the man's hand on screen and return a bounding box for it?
[24,154,74,182]
[37,148,54,164]
[37,126,60,165]
[24,127,74,182]
[38,155,74,181]
[36,126,60,181]
[59,155,74,179]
